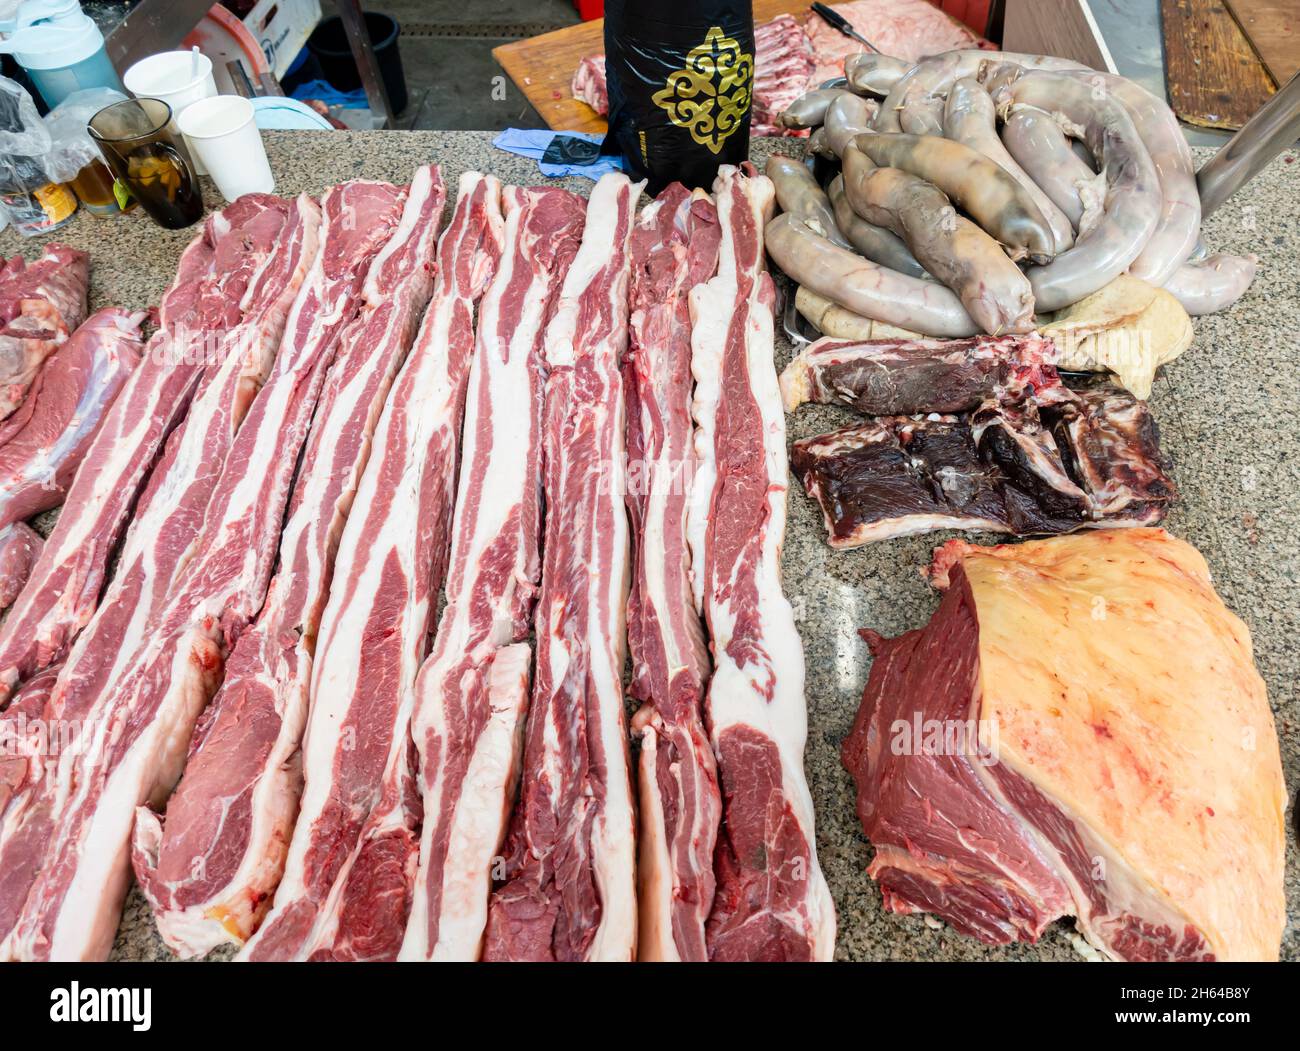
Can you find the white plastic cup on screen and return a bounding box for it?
[123,51,218,173]
[176,95,275,202]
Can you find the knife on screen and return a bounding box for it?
[810,2,880,53]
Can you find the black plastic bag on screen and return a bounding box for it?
[603,0,755,195]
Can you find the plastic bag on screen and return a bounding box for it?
[42,87,126,182]
[602,0,754,195]
[0,75,76,236]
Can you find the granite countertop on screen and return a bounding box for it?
[2,131,1295,962]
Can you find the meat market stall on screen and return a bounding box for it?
[0,128,1293,963]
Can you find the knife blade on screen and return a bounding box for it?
[810,2,880,53]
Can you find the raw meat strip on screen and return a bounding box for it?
[0,194,320,961]
[751,14,817,136]
[127,178,417,958]
[622,184,722,961]
[687,165,835,961]
[0,308,145,529]
[0,197,288,703]
[0,244,89,420]
[242,171,504,962]
[0,663,60,817]
[482,171,641,963]
[844,529,1285,960]
[400,185,586,961]
[778,333,1058,415]
[572,55,607,115]
[0,523,40,609]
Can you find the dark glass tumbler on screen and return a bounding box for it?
[88,98,203,229]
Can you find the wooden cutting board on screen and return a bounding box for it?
[1224,0,1300,85]
[493,0,811,135]
[1161,0,1276,130]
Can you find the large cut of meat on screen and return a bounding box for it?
[792,382,1175,546]
[482,171,640,962]
[843,529,1286,961]
[127,179,414,958]
[242,171,503,962]
[0,244,89,420]
[0,197,291,704]
[805,0,989,84]
[623,183,722,961]
[0,307,144,531]
[687,166,835,961]
[400,185,585,961]
[779,334,1058,416]
[0,194,320,961]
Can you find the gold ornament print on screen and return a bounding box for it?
[651,26,753,155]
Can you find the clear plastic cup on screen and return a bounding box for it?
[175,95,275,202]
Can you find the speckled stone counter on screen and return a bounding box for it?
[2,131,1295,962]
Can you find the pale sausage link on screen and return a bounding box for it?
[824,93,878,158]
[1000,103,1105,235]
[1003,72,1161,312]
[845,53,910,97]
[765,154,852,250]
[1164,253,1258,315]
[765,213,977,337]
[943,78,1074,254]
[854,131,1058,262]
[827,173,928,279]
[841,145,1035,334]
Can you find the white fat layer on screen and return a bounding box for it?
[408,643,530,961]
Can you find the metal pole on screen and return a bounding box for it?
[334,0,394,129]
[1197,71,1300,218]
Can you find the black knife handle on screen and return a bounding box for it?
[811,2,855,37]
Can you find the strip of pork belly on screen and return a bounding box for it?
[242,172,504,963]
[128,179,418,958]
[688,165,835,962]
[623,184,721,962]
[0,200,274,703]
[778,333,1058,415]
[400,185,584,961]
[0,194,321,962]
[482,172,641,963]
[0,308,145,531]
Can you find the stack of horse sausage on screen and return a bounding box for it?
[766,48,1257,342]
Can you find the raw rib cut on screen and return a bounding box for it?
[791,384,1175,547]
[623,184,722,962]
[0,244,89,420]
[778,334,1058,416]
[400,185,585,961]
[0,307,145,529]
[844,530,1286,961]
[0,194,320,961]
[242,171,503,962]
[0,197,289,704]
[687,165,835,961]
[482,171,641,963]
[129,178,415,957]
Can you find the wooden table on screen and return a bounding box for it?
[493,0,812,134]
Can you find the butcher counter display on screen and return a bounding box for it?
[0,129,1294,963]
